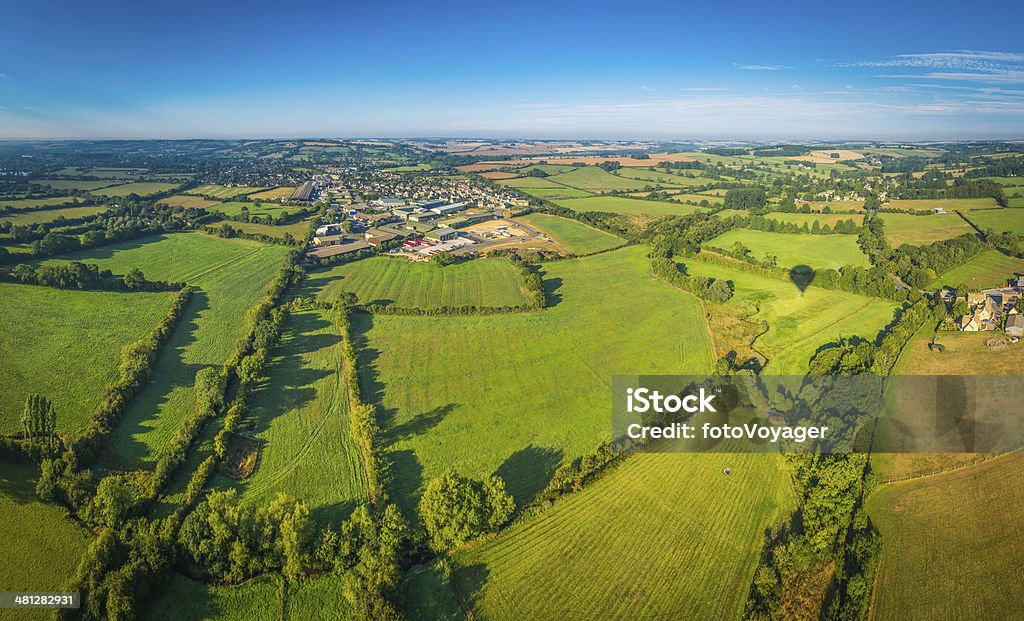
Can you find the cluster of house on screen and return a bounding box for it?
[958,278,1024,337]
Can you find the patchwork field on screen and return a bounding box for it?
[765,212,864,228]
[866,454,1024,621]
[187,184,269,199]
[216,310,367,523]
[159,194,222,210]
[452,453,793,620]
[0,204,109,225]
[227,219,310,240]
[553,196,706,216]
[0,196,85,210]
[516,213,624,255]
[962,208,1024,235]
[545,167,650,192]
[894,329,1024,377]
[91,182,181,197]
[247,187,297,201]
[0,463,91,618]
[509,186,593,199]
[683,258,898,374]
[32,179,120,192]
[355,246,715,513]
[670,192,723,205]
[301,256,530,308]
[886,198,1000,211]
[209,201,303,219]
[877,213,976,247]
[39,233,292,467]
[928,249,1024,290]
[705,229,870,269]
[0,283,176,433]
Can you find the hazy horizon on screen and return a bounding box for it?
[2,0,1023,140]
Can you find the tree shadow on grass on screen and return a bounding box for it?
[542,274,564,308]
[385,403,456,444]
[449,563,491,617]
[102,289,211,469]
[387,449,424,517]
[496,445,564,507]
[309,499,360,527]
[0,463,40,504]
[57,233,173,263]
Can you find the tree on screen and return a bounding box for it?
[123,267,146,290]
[93,475,135,527]
[431,251,455,267]
[21,394,57,448]
[418,471,514,551]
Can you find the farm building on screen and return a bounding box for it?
[365,228,399,247]
[409,211,439,223]
[306,239,371,260]
[1007,313,1024,338]
[290,181,316,202]
[429,202,468,216]
[312,233,348,247]
[426,227,458,242]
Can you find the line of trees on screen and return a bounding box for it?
[5,262,184,291]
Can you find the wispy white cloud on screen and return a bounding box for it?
[735,64,791,71]
[845,50,1024,84]
[877,71,1024,84]
[678,87,727,92]
[640,85,655,92]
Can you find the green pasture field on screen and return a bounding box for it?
[616,169,716,187]
[452,453,793,620]
[31,179,120,192]
[517,164,579,175]
[91,182,181,197]
[0,204,108,225]
[516,213,624,255]
[247,187,297,201]
[497,176,572,189]
[553,196,706,216]
[40,233,291,467]
[866,454,1024,621]
[186,184,270,199]
[546,166,650,192]
[285,574,354,620]
[764,212,863,228]
[512,186,593,199]
[1009,197,1024,208]
[384,163,433,172]
[158,194,222,209]
[354,246,715,513]
[227,219,310,240]
[302,256,529,308]
[142,574,281,621]
[928,249,1024,290]
[0,283,176,433]
[682,258,898,374]
[886,198,1000,211]
[210,201,304,219]
[877,213,976,247]
[962,208,1024,235]
[0,196,84,210]
[0,462,91,619]
[705,229,869,270]
[977,176,1024,187]
[214,310,367,522]
[671,192,723,205]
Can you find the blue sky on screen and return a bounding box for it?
[2,0,1023,140]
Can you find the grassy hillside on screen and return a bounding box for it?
[516,213,623,255]
[683,258,897,374]
[886,198,1000,211]
[355,246,715,513]
[706,229,870,269]
[866,454,1024,621]
[215,310,368,523]
[0,205,109,226]
[929,249,1024,290]
[44,234,294,467]
[554,196,705,216]
[877,213,975,247]
[0,463,91,620]
[962,208,1024,236]
[546,166,649,192]
[302,257,530,308]
[142,574,281,621]
[453,453,793,620]
[0,284,176,432]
